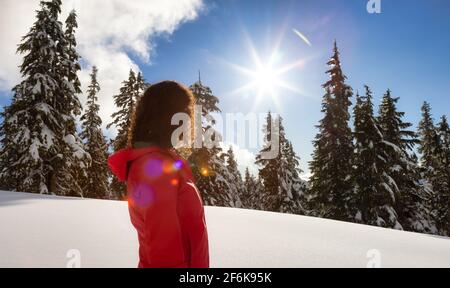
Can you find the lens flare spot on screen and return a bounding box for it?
[163,160,175,174]
[173,160,183,171]
[130,183,155,207]
[200,167,209,177]
[144,158,163,179]
[170,178,179,186]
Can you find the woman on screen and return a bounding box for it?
[108,81,209,268]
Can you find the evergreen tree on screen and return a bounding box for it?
[61,9,82,116]
[80,66,110,199]
[189,147,233,207]
[54,8,90,197]
[353,86,402,229]
[224,146,244,208]
[378,90,436,233]
[108,70,138,151]
[417,102,444,231]
[256,112,282,212]
[308,41,354,221]
[243,167,257,209]
[107,69,145,199]
[135,72,148,98]
[0,0,87,195]
[248,176,264,211]
[187,76,234,207]
[283,140,307,214]
[435,116,450,235]
[418,102,441,178]
[256,113,305,214]
[190,72,220,116]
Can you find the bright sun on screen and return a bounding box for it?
[253,65,278,93]
[224,35,308,110]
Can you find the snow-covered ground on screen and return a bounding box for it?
[1,191,449,268]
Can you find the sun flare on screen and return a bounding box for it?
[223,34,309,110]
[252,65,278,94]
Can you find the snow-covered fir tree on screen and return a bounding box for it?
[247,175,265,211]
[308,41,354,221]
[107,69,146,199]
[256,113,306,214]
[417,102,445,230]
[190,72,220,116]
[187,76,234,207]
[378,90,436,233]
[108,70,138,151]
[80,66,110,199]
[255,112,282,212]
[0,0,87,195]
[242,169,264,211]
[54,8,90,197]
[223,147,244,208]
[243,167,257,209]
[283,140,307,214]
[353,87,402,229]
[434,116,450,235]
[135,72,148,99]
[418,102,441,179]
[189,146,234,207]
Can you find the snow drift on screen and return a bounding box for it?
[0,191,449,268]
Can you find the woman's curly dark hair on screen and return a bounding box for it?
[128,81,195,148]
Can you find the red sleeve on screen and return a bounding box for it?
[128,154,187,268]
[178,181,210,268]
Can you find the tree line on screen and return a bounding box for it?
[305,42,449,236]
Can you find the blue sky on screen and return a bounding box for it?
[139,0,450,173]
[1,0,450,174]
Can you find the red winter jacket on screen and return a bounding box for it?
[108,147,209,268]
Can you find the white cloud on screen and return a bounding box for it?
[220,142,258,178]
[300,171,311,182]
[0,0,204,134]
[0,0,39,90]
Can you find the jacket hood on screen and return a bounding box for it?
[108,147,163,182]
